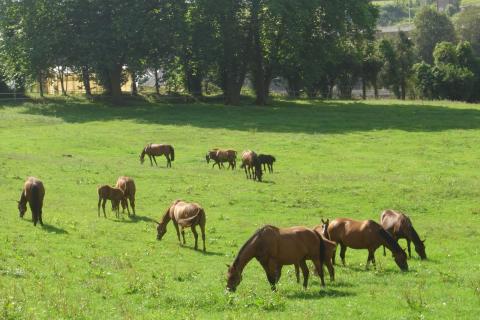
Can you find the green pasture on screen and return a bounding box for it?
[0,97,479,319]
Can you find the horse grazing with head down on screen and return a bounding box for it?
[18,177,45,226]
[380,209,426,260]
[115,176,136,216]
[257,154,276,173]
[140,143,175,167]
[97,185,124,218]
[226,225,326,292]
[156,200,206,252]
[205,149,237,170]
[240,150,262,182]
[325,218,408,271]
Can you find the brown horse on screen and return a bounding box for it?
[140,143,175,167]
[380,209,426,259]
[257,154,276,173]
[206,149,237,170]
[97,185,124,218]
[240,150,262,182]
[18,177,45,226]
[226,225,326,292]
[326,218,408,271]
[294,225,336,283]
[156,200,206,252]
[115,176,136,216]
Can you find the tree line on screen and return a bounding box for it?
[0,1,479,104]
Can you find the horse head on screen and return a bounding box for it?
[394,248,409,271]
[321,219,330,238]
[156,221,167,240]
[415,238,427,260]
[205,154,210,164]
[17,200,27,218]
[226,264,242,292]
[139,150,146,164]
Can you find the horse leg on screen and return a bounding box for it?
[294,264,300,283]
[244,166,248,179]
[339,244,347,266]
[326,257,335,281]
[383,245,386,256]
[200,222,206,252]
[181,228,186,245]
[173,222,181,244]
[270,164,273,173]
[148,154,153,166]
[259,259,277,291]
[153,155,158,166]
[130,197,136,216]
[298,260,310,289]
[98,197,102,217]
[191,226,199,250]
[366,249,374,269]
[102,199,107,218]
[38,209,43,226]
[165,155,170,168]
[407,239,412,258]
[312,259,325,287]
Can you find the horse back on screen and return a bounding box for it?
[173,201,204,226]
[273,226,322,263]
[24,177,45,201]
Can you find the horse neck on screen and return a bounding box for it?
[406,225,422,247]
[160,209,172,225]
[233,237,257,274]
[378,229,402,254]
[19,190,27,205]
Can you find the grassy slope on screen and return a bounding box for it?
[0,98,479,319]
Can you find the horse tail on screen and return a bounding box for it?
[272,156,276,162]
[169,145,175,161]
[30,184,41,221]
[314,230,326,267]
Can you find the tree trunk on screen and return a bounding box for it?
[362,77,366,100]
[130,71,138,96]
[251,0,266,106]
[81,66,92,97]
[154,69,160,95]
[59,67,66,96]
[109,65,123,102]
[373,79,378,99]
[401,81,406,100]
[38,73,44,97]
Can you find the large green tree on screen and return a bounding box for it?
[455,7,480,57]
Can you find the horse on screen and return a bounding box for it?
[294,225,336,283]
[18,177,45,226]
[226,225,326,292]
[156,200,206,252]
[140,143,175,167]
[97,185,124,218]
[257,154,276,173]
[205,149,237,170]
[380,209,426,260]
[240,150,262,182]
[115,176,136,216]
[325,218,408,271]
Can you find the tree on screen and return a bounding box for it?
[455,7,480,57]
[413,7,456,64]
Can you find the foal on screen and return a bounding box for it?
[257,154,276,173]
[115,176,136,216]
[18,177,45,226]
[206,149,237,170]
[97,185,124,218]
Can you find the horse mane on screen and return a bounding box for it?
[233,226,272,267]
[377,228,403,253]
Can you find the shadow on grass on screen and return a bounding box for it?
[179,245,224,256]
[111,214,157,224]
[285,288,355,300]
[41,223,69,234]
[16,97,480,135]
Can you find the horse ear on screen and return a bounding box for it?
[321,219,325,224]
[326,219,329,223]
[422,238,426,243]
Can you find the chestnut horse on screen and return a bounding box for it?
[240,150,262,182]
[326,218,408,271]
[156,200,206,252]
[380,209,426,259]
[18,177,45,226]
[226,225,326,292]
[140,143,175,167]
[115,176,136,216]
[206,149,237,170]
[97,185,124,218]
[258,154,276,173]
[294,225,336,283]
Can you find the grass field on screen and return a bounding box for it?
[0,97,479,319]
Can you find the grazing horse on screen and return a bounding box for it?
[294,226,336,283]
[240,150,262,182]
[97,185,124,218]
[115,176,136,216]
[205,149,237,170]
[156,200,206,252]
[18,177,45,226]
[226,225,326,292]
[326,218,408,271]
[380,209,426,259]
[258,154,276,173]
[140,143,175,167]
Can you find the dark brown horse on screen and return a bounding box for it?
[326,218,408,271]
[97,185,124,218]
[115,176,136,216]
[380,209,426,259]
[226,225,326,292]
[156,200,206,252]
[18,177,45,226]
[240,150,262,182]
[140,143,175,167]
[205,149,237,170]
[294,225,336,283]
[258,154,276,173]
